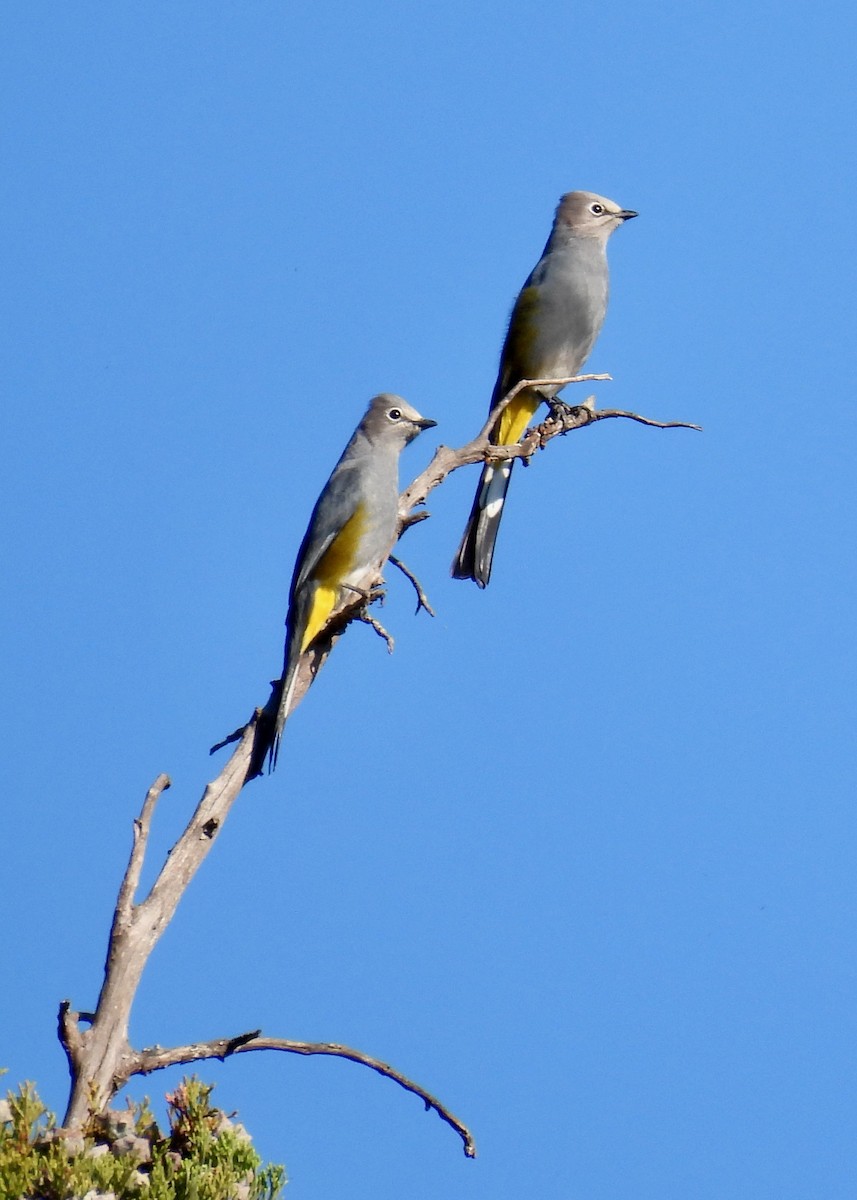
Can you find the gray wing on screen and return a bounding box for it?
[289,457,364,601]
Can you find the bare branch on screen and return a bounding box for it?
[143,724,256,926]
[61,729,259,1127]
[399,379,698,522]
[115,774,171,924]
[59,364,698,1153]
[399,509,431,532]
[129,1032,476,1159]
[590,408,703,431]
[129,1030,262,1079]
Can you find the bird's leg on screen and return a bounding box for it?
[342,581,386,607]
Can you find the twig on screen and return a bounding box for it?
[115,775,171,923]
[389,555,435,617]
[589,408,702,431]
[399,510,431,532]
[129,1032,476,1159]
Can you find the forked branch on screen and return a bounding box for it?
[399,374,700,515]
[58,371,698,1157]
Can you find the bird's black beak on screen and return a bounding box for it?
[416,417,438,430]
[618,209,638,221]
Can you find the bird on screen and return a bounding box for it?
[266,393,436,769]
[451,190,637,587]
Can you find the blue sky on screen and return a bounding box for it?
[2,1,856,1196]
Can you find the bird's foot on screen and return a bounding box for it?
[545,397,576,420]
[343,581,387,607]
[543,396,597,434]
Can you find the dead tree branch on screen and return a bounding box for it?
[127,1031,476,1158]
[60,732,256,1127]
[115,774,170,924]
[58,369,697,1157]
[398,374,700,517]
[591,408,702,431]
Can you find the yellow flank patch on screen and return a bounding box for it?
[495,286,542,444]
[300,502,367,651]
[497,389,541,445]
[301,583,339,651]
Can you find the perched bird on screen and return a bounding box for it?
[267,393,436,769]
[451,190,637,587]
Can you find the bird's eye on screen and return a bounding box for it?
[388,407,402,421]
[590,203,604,215]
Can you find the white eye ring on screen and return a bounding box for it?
[388,407,402,421]
[590,203,604,215]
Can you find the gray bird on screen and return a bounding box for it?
[451,190,637,587]
[267,393,436,768]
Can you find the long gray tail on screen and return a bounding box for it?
[451,458,515,587]
[267,662,300,771]
[239,672,288,780]
[246,624,302,777]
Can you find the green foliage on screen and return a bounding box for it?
[0,1076,286,1200]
